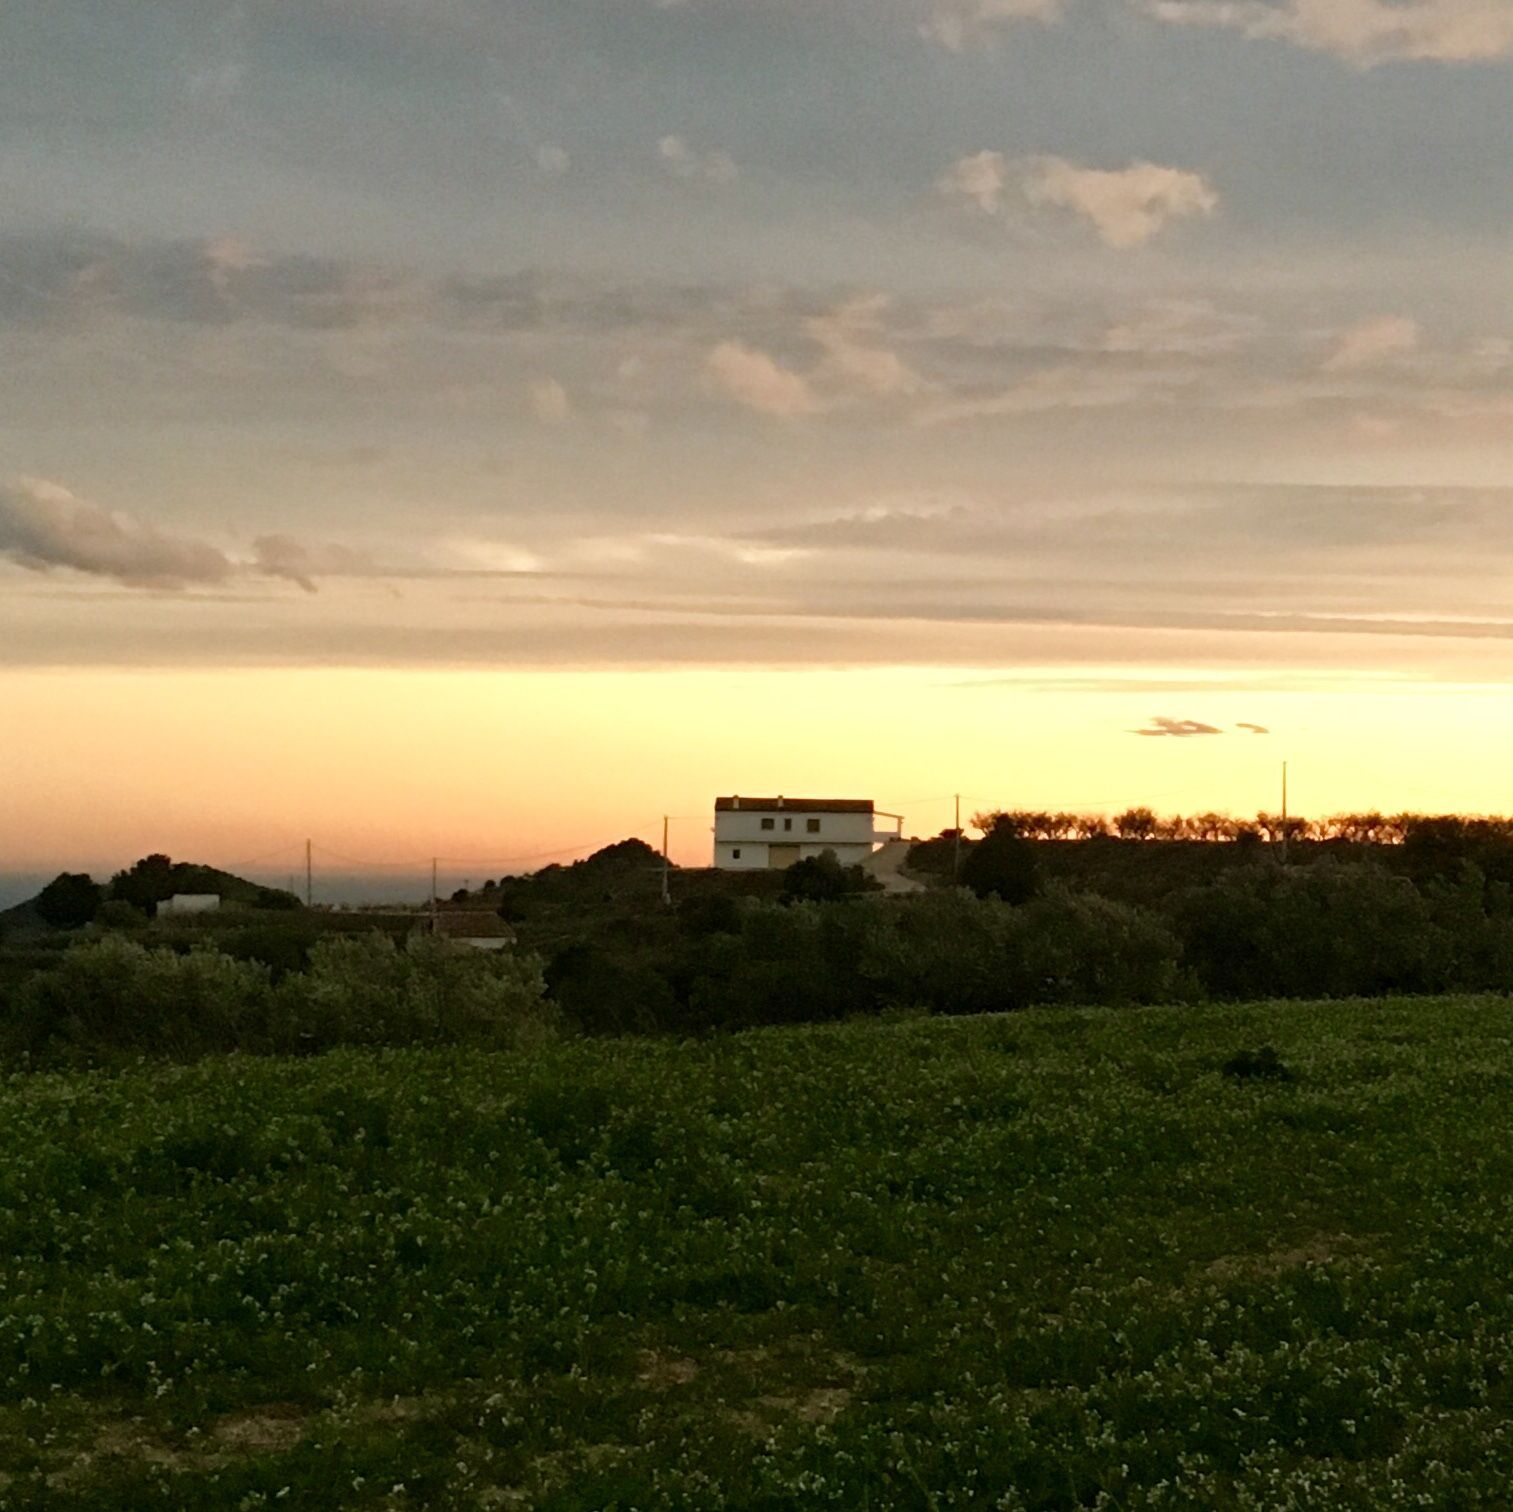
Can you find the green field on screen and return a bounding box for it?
[6,999,1513,1508]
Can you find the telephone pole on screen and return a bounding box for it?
[1280,761,1289,865]
[305,839,313,908]
[661,816,672,907]
[430,857,438,933]
[953,794,962,879]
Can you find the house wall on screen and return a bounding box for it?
[714,809,877,848]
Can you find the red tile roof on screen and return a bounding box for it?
[715,797,873,814]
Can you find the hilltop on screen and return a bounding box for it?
[0,854,301,936]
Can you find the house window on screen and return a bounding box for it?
[807,818,821,833]
[760,817,774,830]
[732,848,741,859]
[784,817,793,831]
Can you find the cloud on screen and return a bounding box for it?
[1132,716,1225,737]
[1237,721,1270,734]
[1102,299,1262,356]
[1142,0,1513,65]
[707,341,820,418]
[658,134,738,185]
[529,377,573,423]
[1020,157,1220,248]
[249,535,375,593]
[0,477,237,590]
[0,477,369,593]
[534,143,571,178]
[936,151,1009,214]
[806,296,921,397]
[0,231,415,331]
[938,153,1218,247]
[1321,315,1421,371]
[922,0,1067,51]
[913,363,1192,424]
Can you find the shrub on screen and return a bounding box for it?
[544,942,676,1036]
[960,822,1039,904]
[94,899,149,930]
[687,900,897,1029]
[9,935,273,1061]
[888,890,1026,1015]
[3,931,555,1064]
[892,887,1185,1012]
[34,873,104,930]
[1012,887,1187,1006]
[271,932,553,1052]
[1222,1046,1294,1082]
[1175,861,1445,1000]
[685,887,1185,1027]
[780,850,880,903]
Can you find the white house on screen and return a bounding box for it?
[713,796,902,870]
[159,893,220,915]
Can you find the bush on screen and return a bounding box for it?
[888,890,1026,1015]
[3,931,554,1064]
[271,932,553,1053]
[780,850,880,903]
[545,942,676,1036]
[34,872,103,930]
[960,822,1039,904]
[684,887,1184,1028]
[8,935,273,1061]
[94,899,149,931]
[1012,887,1188,1006]
[889,887,1185,1013]
[1175,861,1445,1000]
[688,900,897,1029]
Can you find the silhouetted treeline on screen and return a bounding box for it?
[960,808,1513,846]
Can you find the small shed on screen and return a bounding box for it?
[431,912,516,951]
[160,893,221,915]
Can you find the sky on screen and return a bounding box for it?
[3,0,1513,879]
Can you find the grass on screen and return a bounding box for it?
[5,997,1513,1507]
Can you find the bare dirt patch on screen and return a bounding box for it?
[212,1403,308,1453]
[1204,1232,1371,1283]
[637,1352,700,1388]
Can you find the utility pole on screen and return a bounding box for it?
[305,838,313,909]
[1280,761,1289,865]
[430,857,438,933]
[661,816,672,907]
[953,794,962,879]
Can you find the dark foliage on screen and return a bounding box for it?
[109,853,178,915]
[960,820,1040,904]
[545,942,675,1036]
[106,854,301,916]
[1174,861,1444,1000]
[1222,1046,1294,1082]
[34,872,104,930]
[779,849,881,903]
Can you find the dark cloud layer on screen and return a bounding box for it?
[0,478,349,592]
[0,478,238,590]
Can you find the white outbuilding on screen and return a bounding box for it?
[712,796,902,870]
[159,893,221,915]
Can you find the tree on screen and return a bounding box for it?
[35,872,104,929]
[1114,807,1158,841]
[780,850,881,903]
[109,854,178,916]
[960,820,1039,904]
